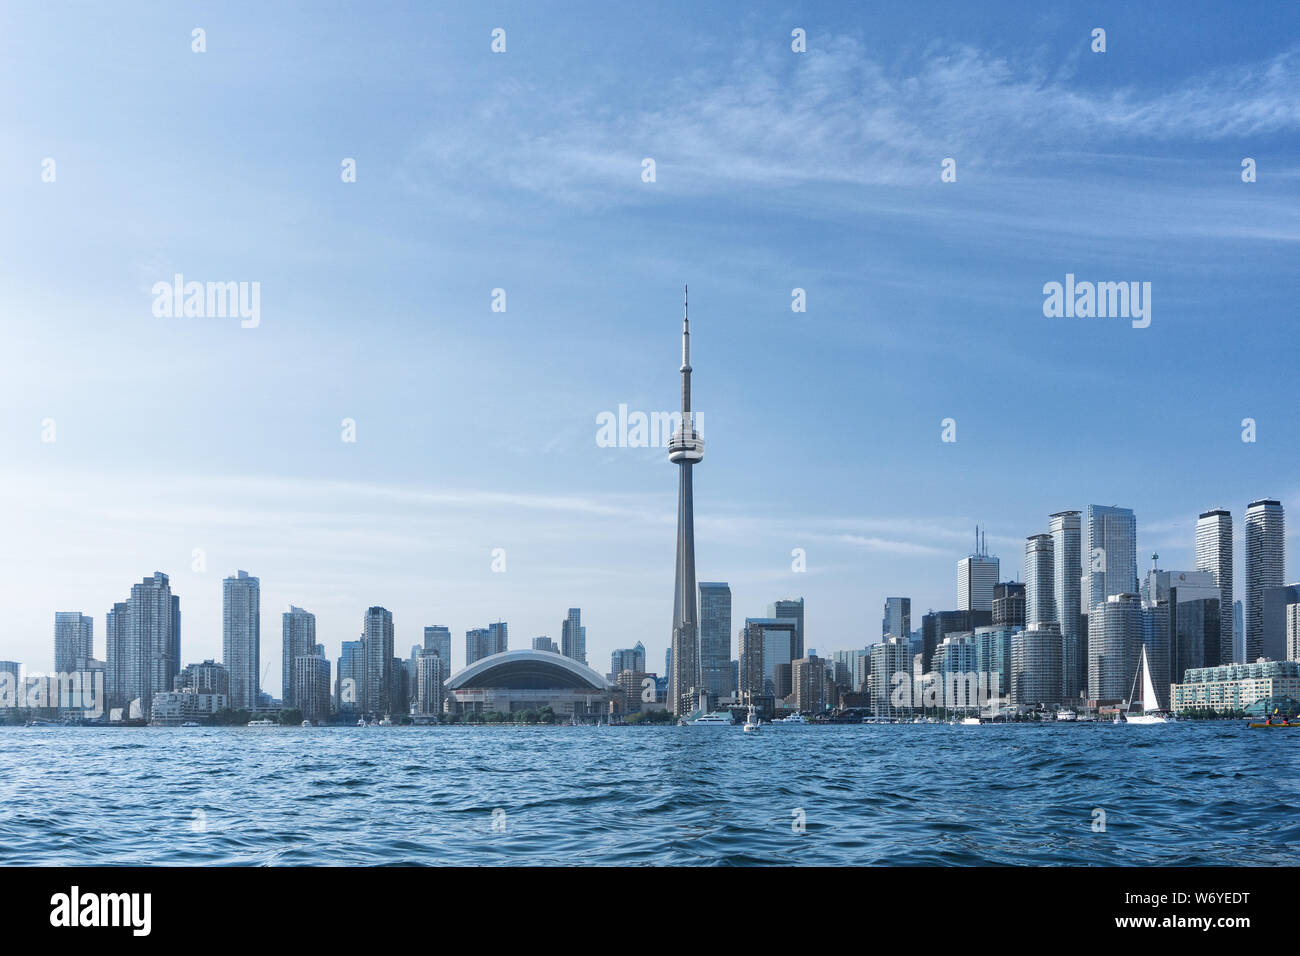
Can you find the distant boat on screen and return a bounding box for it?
[743,705,761,734]
[356,718,366,727]
[685,711,735,726]
[1055,709,1078,721]
[1122,646,1175,725]
[301,720,312,727]
[180,721,201,728]
[775,713,808,725]
[246,718,276,727]
[960,716,981,725]
[378,716,393,726]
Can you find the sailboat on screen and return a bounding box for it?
[1122,645,1175,725]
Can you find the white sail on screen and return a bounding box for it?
[1139,646,1160,713]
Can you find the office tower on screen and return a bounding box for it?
[281,606,316,708]
[532,636,559,654]
[737,621,765,700]
[1049,510,1084,699]
[792,655,826,713]
[222,570,260,710]
[1139,601,1172,710]
[991,583,1025,628]
[390,656,408,716]
[1245,499,1285,663]
[1141,563,1222,690]
[1089,592,1141,701]
[294,652,331,723]
[1174,598,1220,683]
[1011,624,1063,708]
[53,612,93,673]
[882,597,911,640]
[423,625,452,669]
[743,618,798,698]
[665,647,672,678]
[1023,534,1055,627]
[176,659,230,696]
[1260,584,1300,661]
[466,623,507,666]
[561,608,586,665]
[668,289,705,715]
[116,572,182,716]
[417,651,446,715]
[362,606,394,717]
[1195,509,1234,667]
[697,582,732,697]
[0,662,21,698]
[1288,604,1300,662]
[957,531,999,612]
[1086,505,1138,612]
[610,642,647,676]
[336,639,363,715]
[768,599,805,664]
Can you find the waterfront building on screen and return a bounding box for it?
[114,572,182,716]
[222,570,259,710]
[1049,510,1085,699]
[920,609,990,674]
[1011,624,1063,709]
[1172,659,1300,714]
[867,637,912,718]
[1287,604,1300,662]
[362,606,394,717]
[1245,499,1285,664]
[416,651,445,716]
[738,620,764,700]
[53,612,94,673]
[1195,509,1234,666]
[767,599,805,661]
[336,639,363,716]
[1089,593,1142,702]
[281,605,316,708]
[699,582,732,698]
[974,625,1017,704]
[103,602,131,712]
[150,689,229,725]
[176,659,230,697]
[294,651,331,723]
[445,649,614,718]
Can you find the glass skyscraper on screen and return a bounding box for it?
[281,605,316,708]
[1086,505,1138,612]
[222,570,259,710]
[882,597,911,640]
[1023,534,1055,626]
[1195,508,1234,665]
[698,582,732,698]
[1049,510,1084,699]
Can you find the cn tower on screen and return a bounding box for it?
[669,286,704,716]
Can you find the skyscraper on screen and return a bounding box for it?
[1049,510,1084,699]
[53,612,94,673]
[108,573,181,716]
[104,601,131,712]
[1089,592,1141,701]
[1245,499,1285,663]
[294,650,331,723]
[466,623,507,665]
[362,606,394,717]
[561,608,586,664]
[1195,509,1234,666]
[668,288,704,715]
[882,597,911,640]
[699,582,732,698]
[610,642,647,676]
[991,582,1025,628]
[957,531,999,612]
[423,625,452,667]
[222,570,260,710]
[768,598,805,661]
[1086,505,1138,612]
[1023,534,1055,626]
[336,639,363,716]
[281,605,316,708]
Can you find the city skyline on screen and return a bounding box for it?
[3,2,1299,695]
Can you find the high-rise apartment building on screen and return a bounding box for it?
[1195,509,1234,666]
[53,612,94,674]
[1086,505,1138,612]
[699,582,732,698]
[362,606,394,717]
[561,608,586,665]
[281,605,316,708]
[1024,534,1055,626]
[1245,499,1285,663]
[882,597,911,640]
[222,570,259,710]
[1049,510,1084,699]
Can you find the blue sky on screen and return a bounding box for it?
[1,1,1298,690]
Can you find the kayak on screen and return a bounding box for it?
[1247,722,1300,729]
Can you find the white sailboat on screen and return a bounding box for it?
[1122,645,1174,725]
[742,705,761,733]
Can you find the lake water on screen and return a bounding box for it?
[1,723,1295,865]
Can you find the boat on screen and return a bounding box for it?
[742,705,761,733]
[378,716,393,726]
[685,711,736,726]
[246,718,276,727]
[1055,709,1078,721]
[1121,646,1175,725]
[356,718,366,727]
[776,713,808,725]
[301,720,312,727]
[180,721,201,727]
[960,716,981,725]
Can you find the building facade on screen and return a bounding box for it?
[1195,509,1234,665]
[222,570,259,710]
[1245,499,1285,664]
[699,582,732,698]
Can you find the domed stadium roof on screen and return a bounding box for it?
[445,649,613,691]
